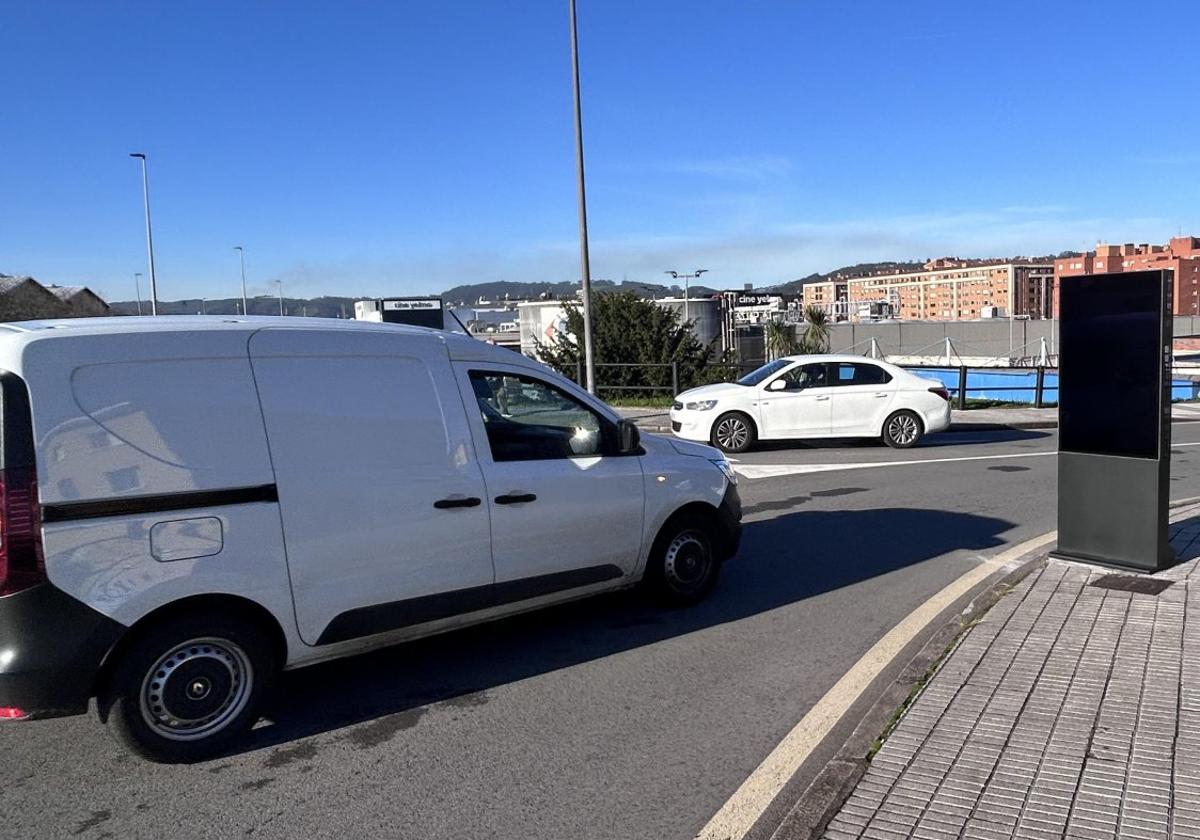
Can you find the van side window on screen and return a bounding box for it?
[468,371,606,461]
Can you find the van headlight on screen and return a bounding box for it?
[710,457,738,485]
[686,400,718,411]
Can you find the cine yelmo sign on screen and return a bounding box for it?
[1054,269,1175,571]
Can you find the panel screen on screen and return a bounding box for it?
[1059,270,1167,459]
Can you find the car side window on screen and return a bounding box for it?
[468,371,608,461]
[835,363,892,386]
[772,363,829,391]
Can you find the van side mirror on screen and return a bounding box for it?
[767,378,789,392]
[617,419,641,454]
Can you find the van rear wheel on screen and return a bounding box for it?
[644,512,721,606]
[100,613,276,763]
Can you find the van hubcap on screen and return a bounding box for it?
[715,418,748,450]
[664,530,711,590]
[140,638,253,741]
[888,414,919,445]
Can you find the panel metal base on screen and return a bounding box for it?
[1056,450,1173,573]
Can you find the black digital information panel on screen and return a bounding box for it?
[1059,270,1171,460]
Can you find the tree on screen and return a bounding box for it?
[764,318,798,360]
[536,292,729,397]
[798,305,831,354]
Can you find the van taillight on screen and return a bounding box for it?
[0,466,45,597]
[929,386,951,402]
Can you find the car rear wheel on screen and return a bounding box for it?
[711,411,755,454]
[643,512,721,606]
[883,409,924,449]
[100,612,276,763]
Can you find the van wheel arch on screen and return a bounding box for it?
[642,504,724,605]
[92,593,288,718]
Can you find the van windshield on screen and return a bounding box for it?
[737,359,792,386]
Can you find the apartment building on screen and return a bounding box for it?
[805,259,1053,322]
[1053,236,1200,316]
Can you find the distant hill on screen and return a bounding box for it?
[766,262,925,295]
[442,279,720,305]
[109,279,725,316]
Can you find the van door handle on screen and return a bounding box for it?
[495,493,537,505]
[433,496,482,509]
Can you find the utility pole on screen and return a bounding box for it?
[129,153,159,314]
[234,246,248,317]
[274,280,284,316]
[134,272,143,316]
[568,0,596,393]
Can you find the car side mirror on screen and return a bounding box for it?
[767,379,789,392]
[617,419,641,454]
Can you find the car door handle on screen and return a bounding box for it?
[495,493,537,505]
[433,496,482,509]
[815,395,830,401]
[874,392,889,398]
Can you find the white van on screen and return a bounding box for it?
[0,317,740,762]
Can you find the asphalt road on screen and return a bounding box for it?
[7,424,1200,840]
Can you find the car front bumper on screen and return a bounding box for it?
[0,584,125,719]
[668,408,715,443]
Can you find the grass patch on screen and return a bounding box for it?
[865,585,1012,761]
[608,395,674,409]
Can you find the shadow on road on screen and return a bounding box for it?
[748,428,1051,453]
[238,507,1014,757]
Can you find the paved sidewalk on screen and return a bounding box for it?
[820,505,1200,840]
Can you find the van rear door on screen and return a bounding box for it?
[249,330,495,646]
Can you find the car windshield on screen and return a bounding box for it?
[736,358,792,386]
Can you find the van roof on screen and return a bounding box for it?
[0,316,526,364]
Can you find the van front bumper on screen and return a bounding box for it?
[715,482,743,560]
[0,584,125,719]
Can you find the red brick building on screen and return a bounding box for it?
[1053,236,1200,316]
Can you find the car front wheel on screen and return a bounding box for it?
[711,411,755,453]
[883,409,924,449]
[100,612,276,763]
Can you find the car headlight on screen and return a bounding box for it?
[686,399,718,411]
[709,457,738,485]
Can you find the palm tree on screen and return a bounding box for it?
[764,318,798,361]
[799,305,830,354]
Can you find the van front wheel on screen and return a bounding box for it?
[644,513,721,606]
[100,613,276,763]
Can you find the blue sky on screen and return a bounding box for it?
[3,1,1197,302]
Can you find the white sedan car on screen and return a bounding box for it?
[670,355,952,453]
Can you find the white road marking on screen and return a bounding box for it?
[730,440,1200,480]
[694,531,1058,840]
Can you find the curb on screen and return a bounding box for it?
[763,547,1050,840]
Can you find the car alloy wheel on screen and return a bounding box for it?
[887,413,920,446]
[715,417,749,451]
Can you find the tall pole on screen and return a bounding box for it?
[129,153,158,315]
[134,273,143,316]
[234,246,248,316]
[275,280,284,316]
[569,0,596,393]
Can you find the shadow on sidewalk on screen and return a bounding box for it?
[238,507,1014,756]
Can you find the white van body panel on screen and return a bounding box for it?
[248,328,495,647]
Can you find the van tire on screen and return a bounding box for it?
[711,412,756,454]
[99,612,276,764]
[643,512,721,607]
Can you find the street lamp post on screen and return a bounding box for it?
[568,0,596,393]
[234,246,248,317]
[133,272,143,316]
[274,280,284,316]
[665,269,708,325]
[128,153,159,315]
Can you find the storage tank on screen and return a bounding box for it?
[654,297,721,346]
